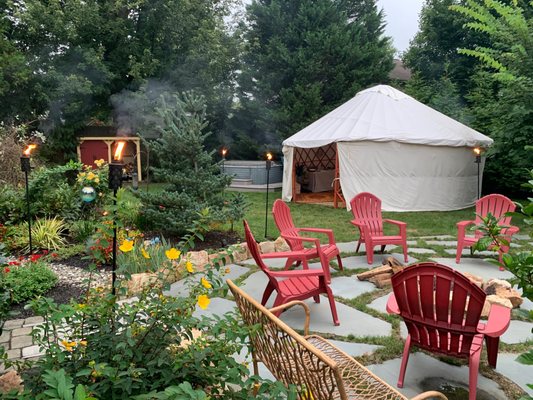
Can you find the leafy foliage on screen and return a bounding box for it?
[2,260,58,304]
[136,93,232,236]
[14,217,67,253]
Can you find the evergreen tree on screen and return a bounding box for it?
[229,0,393,153]
[136,92,232,236]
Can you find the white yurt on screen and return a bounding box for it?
[282,85,493,211]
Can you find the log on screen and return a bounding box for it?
[368,273,393,288]
[357,265,392,280]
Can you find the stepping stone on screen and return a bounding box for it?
[329,276,376,300]
[429,257,514,281]
[336,241,394,254]
[496,353,533,396]
[408,248,436,254]
[406,240,418,246]
[325,339,382,357]
[519,296,533,312]
[500,320,533,344]
[510,242,521,248]
[367,353,507,400]
[193,297,236,319]
[340,254,418,270]
[165,264,249,298]
[239,271,273,306]
[444,248,495,256]
[514,234,531,241]
[242,257,287,268]
[301,262,337,274]
[367,294,391,314]
[419,235,455,240]
[279,298,392,338]
[424,240,457,247]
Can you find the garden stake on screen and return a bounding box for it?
[21,144,36,254]
[109,141,126,295]
[264,152,272,238]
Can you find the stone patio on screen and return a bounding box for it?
[2,238,532,398]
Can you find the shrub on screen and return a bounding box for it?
[2,260,58,304]
[14,217,67,252]
[68,220,97,243]
[0,185,25,225]
[6,262,288,398]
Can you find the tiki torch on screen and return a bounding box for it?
[264,152,273,238]
[473,147,481,200]
[109,141,125,295]
[21,145,36,254]
[221,147,227,174]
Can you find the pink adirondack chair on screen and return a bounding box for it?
[456,194,519,265]
[350,192,408,264]
[243,220,340,326]
[386,262,510,400]
[272,199,344,272]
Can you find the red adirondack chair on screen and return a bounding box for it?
[272,199,344,272]
[456,194,519,265]
[243,220,340,326]
[386,262,510,400]
[350,192,408,264]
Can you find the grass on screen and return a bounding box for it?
[123,184,533,243]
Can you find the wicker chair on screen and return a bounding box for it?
[227,279,447,400]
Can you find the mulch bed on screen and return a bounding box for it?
[7,230,242,320]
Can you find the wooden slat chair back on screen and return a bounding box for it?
[272,199,304,251]
[456,194,519,264]
[387,262,511,400]
[228,279,447,400]
[350,192,384,236]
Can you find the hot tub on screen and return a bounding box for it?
[222,160,283,184]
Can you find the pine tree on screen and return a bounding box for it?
[137,92,232,236]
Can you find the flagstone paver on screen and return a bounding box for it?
[500,320,533,344]
[424,240,457,247]
[336,241,395,254]
[419,235,455,240]
[514,234,531,241]
[496,353,533,396]
[338,254,419,270]
[408,248,436,254]
[520,296,533,312]
[429,257,514,281]
[368,294,391,314]
[367,353,508,400]
[194,297,236,319]
[444,248,498,256]
[329,276,375,300]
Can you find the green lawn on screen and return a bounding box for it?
[125,184,532,243]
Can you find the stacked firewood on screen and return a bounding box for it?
[356,257,405,288]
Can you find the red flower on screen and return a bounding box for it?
[8,261,20,266]
[18,256,25,261]
[42,250,49,255]
[30,254,42,262]
[4,267,10,273]
[51,253,58,258]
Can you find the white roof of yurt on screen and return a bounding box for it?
[283,85,493,148]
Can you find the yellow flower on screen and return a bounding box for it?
[141,248,151,259]
[186,261,194,273]
[224,267,231,274]
[61,340,77,352]
[165,248,181,260]
[79,340,87,346]
[197,294,210,310]
[77,303,86,309]
[87,171,96,181]
[201,277,212,289]
[94,176,100,184]
[94,159,105,167]
[119,240,134,253]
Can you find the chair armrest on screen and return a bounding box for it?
[410,391,448,400]
[477,303,511,337]
[386,293,400,315]
[501,226,519,236]
[269,301,310,335]
[281,234,321,250]
[269,269,323,278]
[383,219,406,227]
[457,220,476,236]
[298,227,335,245]
[350,220,370,237]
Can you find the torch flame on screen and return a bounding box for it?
[266,152,273,161]
[114,141,126,161]
[23,144,37,156]
[473,147,481,155]
[221,148,228,157]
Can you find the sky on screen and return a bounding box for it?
[376,0,425,54]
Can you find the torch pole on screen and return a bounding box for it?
[476,155,481,200]
[24,169,33,254]
[112,188,117,295]
[264,160,271,238]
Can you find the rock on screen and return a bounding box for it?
[274,237,290,252]
[483,278,511,294]
[481,295,513,318]
[230,244,250,262]
[187,251,209,271]
[259,241,276,254]
[126,272,158,294]
[494,286,523,308]
[0,371,22,394]
[462,272,484,288]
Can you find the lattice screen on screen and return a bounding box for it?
[294,144,336,170]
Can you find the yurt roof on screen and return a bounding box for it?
[283,85,493,149]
